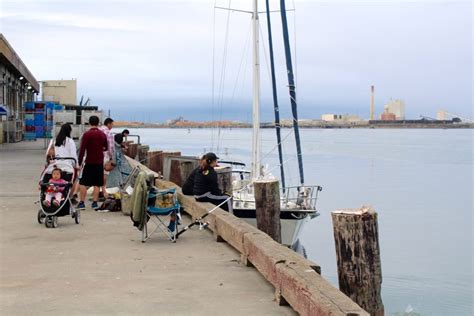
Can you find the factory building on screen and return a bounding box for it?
[321,114,362,122]
[42,79,77,105]
[380,108,396,121]
[0,34,39,142]
[383,99,405,120]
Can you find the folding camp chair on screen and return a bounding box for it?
[142,187,181,243]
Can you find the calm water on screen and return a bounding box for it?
[118,127,473,315]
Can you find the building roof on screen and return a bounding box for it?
[0,33,39,92]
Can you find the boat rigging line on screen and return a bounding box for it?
[280,0,304,186]
[211,0,217,150]
[265,0,286,192]
[216,0,233,153]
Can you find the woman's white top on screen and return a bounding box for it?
[46,137,78,170]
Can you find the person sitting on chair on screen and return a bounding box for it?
[192,152,232,212]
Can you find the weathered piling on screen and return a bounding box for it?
[157,151,181,175]
[253,179,281,243]
[122,141,133,156]
[331,207,384,316]
[143,150,182,176]
[146,150,163,173]
[137,144,149,163]
[168,156,197,186]
[215,166,233,194]
[127,143,139,160]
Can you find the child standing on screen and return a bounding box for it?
[43,167,68,207]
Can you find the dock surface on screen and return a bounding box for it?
[0,141,295,315]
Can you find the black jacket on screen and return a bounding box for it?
[193,166,222,196]
[182,167,198,196]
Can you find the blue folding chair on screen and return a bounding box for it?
[142,187,181,243]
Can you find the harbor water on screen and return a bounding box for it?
[118,127,473,315]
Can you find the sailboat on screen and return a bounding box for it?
[213,0,323,248]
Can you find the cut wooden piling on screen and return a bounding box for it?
[331,207,384,316]
[215,166,232,195]
[137,144,149,163]
[253,179,281,243]
[127,143,139,160]
[168,156,197,186]
[147,150,163,174]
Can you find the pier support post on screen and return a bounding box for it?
[331,206,384,316]
[215,166,233,195]
[253,179,281,243]
[147,150,163,174]
[138,145,149,164]
[128,143,139,160]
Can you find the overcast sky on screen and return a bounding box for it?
[1,0,472,121]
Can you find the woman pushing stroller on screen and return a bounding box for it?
[46,123,80,200]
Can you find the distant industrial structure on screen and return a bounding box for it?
[321,114,362,123]
[370,85,375,120]
[42,79,77,105]
[382,98,405,120]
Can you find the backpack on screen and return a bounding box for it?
[98,197,121,212]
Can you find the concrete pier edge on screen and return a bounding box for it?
[127,157,369,316]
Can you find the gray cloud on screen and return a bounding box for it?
[1,0,471,120]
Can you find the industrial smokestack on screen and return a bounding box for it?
[370,85,375,120]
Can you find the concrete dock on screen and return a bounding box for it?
[0,141,295,315]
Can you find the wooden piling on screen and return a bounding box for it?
[253,179,281,243]
[138,144,149,163]
[127,143,139,160]
[331,207,384,316]
[169,158,197,186]
[215,166,232,195]
[147,150,163,174]
[122,141,133,156]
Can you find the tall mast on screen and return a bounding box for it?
[251,0,261,179]
[265,0,286,191]
[280,0,304,185]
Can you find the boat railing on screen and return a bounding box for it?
[280,185,322,210]
[232,184,322,211]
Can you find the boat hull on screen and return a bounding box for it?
[232,208,316,246]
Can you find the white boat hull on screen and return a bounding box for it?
[239,216,304,247]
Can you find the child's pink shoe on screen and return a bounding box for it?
[53,200,61,207]
[43,200,51,207]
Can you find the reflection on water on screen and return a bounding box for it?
[118,128,473,315]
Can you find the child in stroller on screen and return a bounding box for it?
[37,158,80,228]
[43,167,68,207]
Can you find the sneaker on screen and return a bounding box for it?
[96,208,109,213]
[91,201,99,210]
[77,201,85,210]
[43,200,51,207]
[53,200,60,207]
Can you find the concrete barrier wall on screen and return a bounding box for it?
[125,157,368,315]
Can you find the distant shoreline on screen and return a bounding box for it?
[114,121,474,129]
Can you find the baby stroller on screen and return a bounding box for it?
[37,157,80,228]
